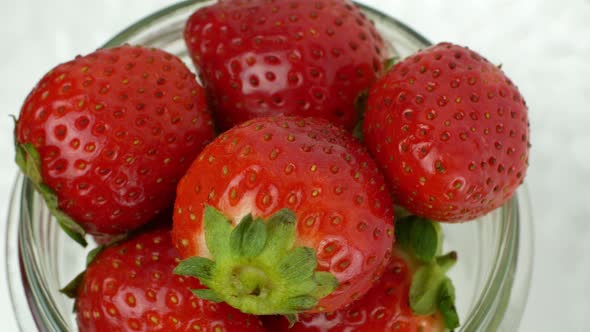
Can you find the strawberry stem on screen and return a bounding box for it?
[175,206,338,315]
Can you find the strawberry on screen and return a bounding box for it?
[14,45,215,243]
[261,217,460,332]
[71,227,264,332]
[184,0,389,131]
[363,42,530,221]
[261,253,445,332]
[172,116,394,316]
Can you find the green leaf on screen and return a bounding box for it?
[14,141,88,247]
[51,207,88,247]
[311,271,339,299]
[230,214,268,257]
[384,56,400,71]
[285,295,317,311]
[279,247,316,283]
[86,246,104,267]
[409,263,446,315]
[16,143,43,184]
[436,251,458,273]
[438,278,460,330]
[285,314,298,327]
[352,90,369,141]
[14,144,26,177]
[395,215,441,263]
[267,208,297,226]
[393,205,412,219]
[409,251,458,316]
[394,216,413,250]
[60,271,85,299]
[263,209,297,257]
[191,288,223,303]
[203,205,233,259]
[174,257,216,282]
[410,218,441,263]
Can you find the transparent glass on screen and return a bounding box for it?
[5,1,534,331]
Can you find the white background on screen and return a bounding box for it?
[1,1,589,331]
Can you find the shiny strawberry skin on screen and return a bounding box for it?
[15,45,215,234]
[76,227,264,332]
[261,251,444,332]
[184,0,388,131]
[363,42,530,221]
[172,116,394,312]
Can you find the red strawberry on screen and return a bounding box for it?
[73,227,264,332]
[172,116,394,315]
[363,42,530,221]
[184,0,389,131]
[14,45,215,242]
[261,250,446,332]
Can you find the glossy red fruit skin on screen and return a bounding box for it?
[363,42,530,221]
[261,251,443,332]
[173,116,394,312]
[184,0,388,131]
[76,227,264,332]
[15,45,215,235]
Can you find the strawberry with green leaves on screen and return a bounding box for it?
[69,227,264,332]
[173,116,395,316]
[184,0,389,131]
[363,42,530,222]
[14,45,215,244]
[262,217,459,332]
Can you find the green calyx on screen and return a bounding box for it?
[175,206,338,315]
[395,214,460,331]
[352,90,369,141]
[409,252,458,318]
[395,215,443,263]
[384,56,400,72]
[61,245,105,311]
[14,140,87,247]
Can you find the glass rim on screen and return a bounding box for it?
[103,0,433,48]
[5,1,533,331]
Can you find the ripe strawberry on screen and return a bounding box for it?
[14,45,215,242]
[172,116,394,315]
[73,227,264,332]
[261,251,445,332]
[261,216,460,332]
[184,0,389,131]
[363,42,530,221]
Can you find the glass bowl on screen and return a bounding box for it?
[5,1,534,331]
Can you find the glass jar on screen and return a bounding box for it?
[4,1,534,331]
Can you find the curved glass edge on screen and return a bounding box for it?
[5,174,41,332]
[102,0,432,49]
[103,0,213,48]
[497,186,534,331]
[459,190,516,331]
[19,175,70,332]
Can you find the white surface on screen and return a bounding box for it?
[0,1,589,331]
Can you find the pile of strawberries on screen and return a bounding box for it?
[14,0,529,331]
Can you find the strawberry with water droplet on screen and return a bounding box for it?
[14,45,215,244]
[172,116,394,316]
[363,42,530,221]
[184,0,389,131]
